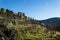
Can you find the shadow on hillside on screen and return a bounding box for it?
[0,24,17,40]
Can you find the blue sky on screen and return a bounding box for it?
[0,0,60,20]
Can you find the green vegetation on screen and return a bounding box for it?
[0,8,60,40]
[6,24,60,40]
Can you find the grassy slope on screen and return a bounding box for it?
[6,23,60,40]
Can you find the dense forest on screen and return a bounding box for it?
[0,8,60,40]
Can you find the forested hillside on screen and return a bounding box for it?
[0,8,60,40]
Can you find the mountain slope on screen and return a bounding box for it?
[40,17,60,31]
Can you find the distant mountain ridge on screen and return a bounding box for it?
[40,17,60,31]
[41,17,60,24]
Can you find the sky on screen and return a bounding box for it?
[0,0,60,20]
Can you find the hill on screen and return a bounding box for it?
[40,17,60,31]
[0,8,38,25]
[0,8,60,40]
